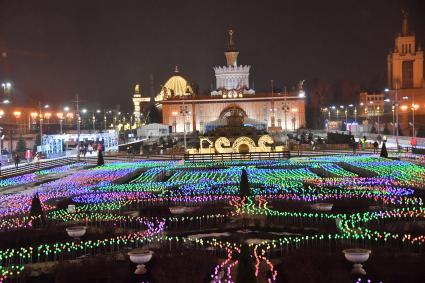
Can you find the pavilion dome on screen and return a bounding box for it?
[157,66,193,100]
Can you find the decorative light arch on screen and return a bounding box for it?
[232,136,256,153]
[258,135,274,151]
[214,137,232,153]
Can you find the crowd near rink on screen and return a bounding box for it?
[0,154,425,282]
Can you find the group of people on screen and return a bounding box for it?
[351,135,383,154]
[78,143,103,157]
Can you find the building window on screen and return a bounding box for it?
[402,60,414,88]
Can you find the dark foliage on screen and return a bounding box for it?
[239,169,250,198]
[236,244,256,283]
[380,142,388,158]
[97,149,104,166]
[29,193,46,228]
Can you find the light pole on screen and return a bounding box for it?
[412,103,419,138]
[377,106,380,135]
[1,82,12,103]
[328,110,331,131]
[336,109,339,128]
[282,87,289,133]
[180,102,188,151]
[38,102,43,153]
[172,111,178,133]
[345,108,348,128]
[354,107,357,123]
[92,113,96,131]
[56,112,64,134]
[44,112,51,124]
[291,108,298,130]
[104,113,107,132]
[394,83,399,148]
[75,94,81,161]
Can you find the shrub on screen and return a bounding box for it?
[30,193,46,228]
[97,149,104,166]
[236,244,256,283]
[239,169,250,198]
[380,142,388,158]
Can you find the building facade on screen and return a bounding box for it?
[387,11,425,136]
[359,92,385,118]
[158,30,306,134]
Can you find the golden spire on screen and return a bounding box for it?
[134,83,140,94]
[227,29,236,51]
[401,9,409,36]
[224,29,239,67]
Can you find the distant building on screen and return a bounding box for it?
[387,11,425,136]
[387,11,424,90]
[359,92,385,118]
[158,30,306,134]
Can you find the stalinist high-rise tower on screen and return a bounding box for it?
[387,10,425,136]
[387,10,424,90]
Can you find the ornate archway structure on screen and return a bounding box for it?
[232,136,256,153]
[258,135,274,152]
[214,137,232,153]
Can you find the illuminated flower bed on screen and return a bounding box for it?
[0,156,424,282]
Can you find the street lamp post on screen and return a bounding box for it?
[412,103,419,138]
[392,106,395,136]
[395,83,399,148]
[172,111,178,133]
[345,108,348,128]
[56,113,64,134]
[75,94,81,162]
[92,114,96,131]
[180,102,188,152]
[104,114,107,132]
[282,104,289,132]
[38,102,43,153]
[377,106,380,135]
[1,82,12,103]
[354,107,357,123]
[291,108,298,130]
[328,110,331,131]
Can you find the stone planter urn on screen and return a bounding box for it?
[128,250,153,274]
[342,249,371,275]
[169,206,186,214]
[169,206,199,214]
[311,203,333,211]
[66,226,87,240]
[67,204,76,214]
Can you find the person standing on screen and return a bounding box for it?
[373,141,379,154]
[14,154,20,169]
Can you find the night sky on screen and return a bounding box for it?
[0,0,424,110]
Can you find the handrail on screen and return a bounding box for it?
[0,157,77,179]
[183,151,290,161]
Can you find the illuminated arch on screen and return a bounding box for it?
[200,137,214,153]
[232,136,256,153]
[215,137,232,153]
[258,135,274,152]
